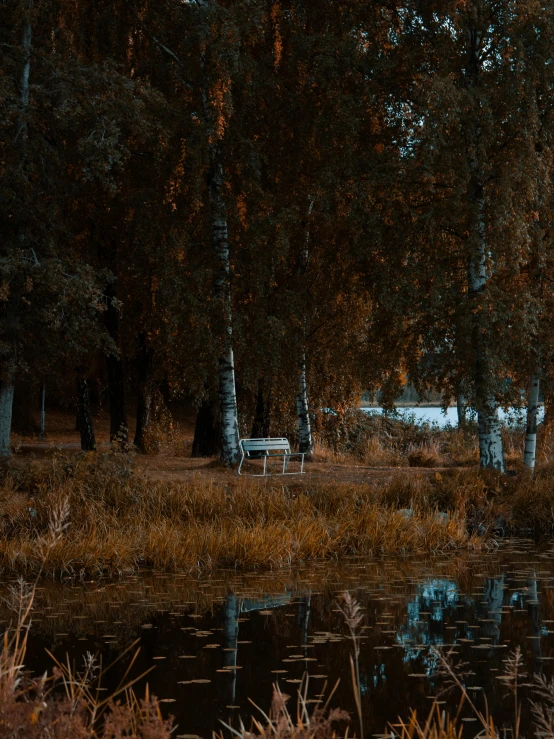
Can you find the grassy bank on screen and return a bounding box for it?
[0,451,553,578]
[0,453,482,578]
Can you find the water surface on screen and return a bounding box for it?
[14,542,554,737]
[363,406,545,428]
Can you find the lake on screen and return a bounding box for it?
[362,406,545,428]
[16,541,554,737]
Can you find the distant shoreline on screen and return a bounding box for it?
[359,403,451,408]
[359,403,544,409]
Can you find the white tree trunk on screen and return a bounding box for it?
[524,373,540,470]
[467,177,505,472]
[296,354,313,454]
[476,397,504,471]
[0,381,14,457]
[295,198,314,455]
[464,33,505,473]
[211,155,240,465]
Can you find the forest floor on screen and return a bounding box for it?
[12,408,449,487]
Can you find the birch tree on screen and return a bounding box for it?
[388,0,554,471]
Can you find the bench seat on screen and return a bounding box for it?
[237,437,305,476]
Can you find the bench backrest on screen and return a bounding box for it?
[241,437,290,454]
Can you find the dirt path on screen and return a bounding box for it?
[14,442,443,487]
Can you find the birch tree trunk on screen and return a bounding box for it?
[296,354,313,454]
[468,224,505,472]
[466,30,505,473]
[295,197,314,455]
[0,382,14,457]
[210,152,240,465]
[524,373,540,470]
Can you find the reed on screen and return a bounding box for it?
[0,505,173,738]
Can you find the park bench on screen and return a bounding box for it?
[237,438,306,476]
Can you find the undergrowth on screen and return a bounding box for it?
[312,409,530,468]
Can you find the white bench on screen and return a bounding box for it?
[237,438,306,476]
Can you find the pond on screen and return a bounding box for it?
[14,541,554,737]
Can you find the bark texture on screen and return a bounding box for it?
[210,152,240,465]
[524,373,540,470]
[192,396,220,457]
[133,334,153,453]
[76,378,96,451]
[105,285,128,442]
[296,354,313,454]
[0,382,14,457]
[295,198,314,455]
[465,29,505,473]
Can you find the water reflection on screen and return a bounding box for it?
[11,542,554,738]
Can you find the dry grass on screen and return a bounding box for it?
[218,675,349,739]
[0,446,553,580]
[0,453,481,579]
[0,537,173,738]
[313,410,478,468]
[313,410,549,469]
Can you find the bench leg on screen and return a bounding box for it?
[238,452,245,475]
[263,455,267,476]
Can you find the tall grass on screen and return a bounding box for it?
[313,409,540,469]
[0,584,173,738]
[1,448,553,579]
[0,505,173,738]
[0,453,481,578]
